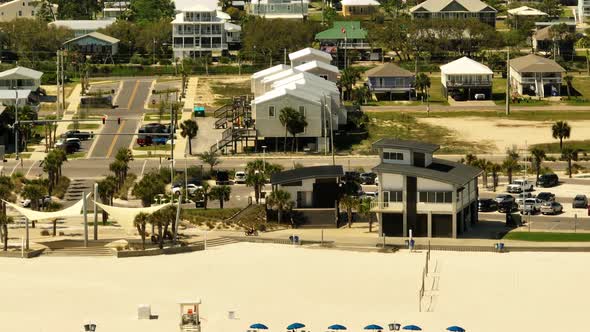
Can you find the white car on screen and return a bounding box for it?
[521,198,542,215]
[515,192,533,207]
[507,179,534,193]
[234,171,246,184]
[172,183,202,196]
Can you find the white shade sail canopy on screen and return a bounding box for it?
[3,195,89,221]
[94,202,172,228]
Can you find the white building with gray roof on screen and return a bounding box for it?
[410,0,497,26]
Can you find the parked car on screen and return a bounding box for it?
[495,194,514,204]
[507,179,534,193]
[343,171,361,183]
[478,198,497,212]
[216,171,230,185]
[374,176,379,186]
[171,184,202,196]
[515,192,533,206]
[360,172,377,185]
[152,136,168,145]
[234,171,246,184]
[572,195,588,209]
[55,139,79,153]
[520,198,542,215]
[61,130,92,141]
[536,173,559,187]
[498,200,517,213]
[536,192,555,203]
[540,201,563,215]
[136,134,152,147]
[65,137,82,149]
[21,195,52,208]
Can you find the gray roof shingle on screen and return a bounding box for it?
[271,165,344,185]
[410,0,497,13]
[510,54,565,73]
[373,158,482,186]
[365,63,415,78]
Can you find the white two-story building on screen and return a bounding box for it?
[246,0,309,19]
[371,139,481,238]
[172,3,240,59]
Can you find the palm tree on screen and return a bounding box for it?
[561,147,578,178]
[198,151,221,173]
[115,147,133,179]
[245,170,266,204]
[475,159,489,188]
[109,159,128,189]
[147,206,176,249]
[0,214,13,251]
[414,72,431,100]
[564,75,573,99]
[340,194,359,228]
[552,121,571,152]
[530,147,546,183]
[97,176,117,224]
[339,67,361,100]
[358,197,375,232]
[284,110,307,152]
[279,107,297,153]
[180,119,199,155]
[464,153,478,166]
[490,163,502,191]
[210,185,231,209]
[43,151,60,196]
[502,146,520,184]
[352,86,372,106]
[132,172,166,207]
[266,190,292,224]
[134,212,150,250]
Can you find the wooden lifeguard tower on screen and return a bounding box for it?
[179,299,201,332]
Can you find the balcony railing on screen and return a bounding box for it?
[338,41,371,49]
[370,201,404,211]
[520,77,562,84]
[446,80,492,87]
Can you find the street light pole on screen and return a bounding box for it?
[505,47,511,116]
[262,146,267,172]
[14,89,18,160]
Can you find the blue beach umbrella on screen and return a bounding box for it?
[364,324,384,330]
[402,325,422,331]
[328,324,347,330]
[447,326,465,332]
[287,322,305,330]
[250,323,269,330]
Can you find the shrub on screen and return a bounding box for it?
[53,176,71,199]
[40,230,50,236]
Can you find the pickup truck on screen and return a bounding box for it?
[507,179,534,193]
[62,130,92,141]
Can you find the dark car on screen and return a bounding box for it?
[495,194,514,204]
[343,171,361,183]
[478,199,498,212]
[136,133,152,147]
[536,192,555,203]
[62,130,92,141]
[359,172,377,185]
[536,173,559,187]
[572,195,588,209]
[498,200,518,213]
[216,170,230,185]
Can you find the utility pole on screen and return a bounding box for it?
[283,48,287,65]
[56,50,61,118]
[170,101,175,186]
[14,90,18,160]
[61,50,65,114]
[93,183,98,241]
[505,47,511,116]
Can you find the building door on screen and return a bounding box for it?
[406,176,417,236]
[413,152,425,167]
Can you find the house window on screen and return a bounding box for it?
[18,10,22,16]
[418,191,452,203]
[383,191,403,202]
[319,74,328,80]
[268,106,275,117]
[298,106,305,116]
[31,10,34,15]
[383,152,403,160]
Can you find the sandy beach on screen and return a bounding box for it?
[1,243,589,332]
[420,117,590,152]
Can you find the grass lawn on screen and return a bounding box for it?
[134,145,172,151]
[210,81,251,106]
[4,153,31,159]
[349,112,494,154]
[67,123,100,130]
[68,152,86,159]
[503,231,590,242]
[564,77,590,105]
[409,110,590,121]
[531,140,590,154]
[143,113,181,121]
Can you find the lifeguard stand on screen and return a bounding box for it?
[179,299,201,332]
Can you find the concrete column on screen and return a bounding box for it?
[427,211,432,238]
[451,189,457,239]
[402,175,408,237]
[377,212,383,237]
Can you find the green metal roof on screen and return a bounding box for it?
[315,21,367,40]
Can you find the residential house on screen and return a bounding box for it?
[270,165,344,228]
[246,0,309,19]
[172,3,240,59]
[251,64,290,95]
[289,47,333,67]
[365,63,415,99]
[0,0,56,22]
[316,21,375,67]
[288,47,339,82]
[580,0,590,20]
[102,1,129,19]
[0,66,42,92]
[63,32,120,60]
[509,54,565,98]
[410,0,497,27]
[507,6,548,29]
[48,20,115,37]
[294,61,339,82]
[532,25,576,59]
[370,138,481,238]
[341,0,380,17]
[440,57,493,100]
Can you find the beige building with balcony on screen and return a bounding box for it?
[440,57,493,100]
[371,139,481,238]
[509,54,565,98]
[0,0,56,22]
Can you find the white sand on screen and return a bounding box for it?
[1,244,589,332]
[420,117,590,152]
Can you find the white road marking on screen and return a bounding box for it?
[140,160,147,177]
[9,162,18,176]
[25,160,36,177]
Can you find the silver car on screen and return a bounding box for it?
[540,201,563,215]
[521,198,542,215]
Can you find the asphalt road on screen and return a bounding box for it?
[89,79,153,158]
